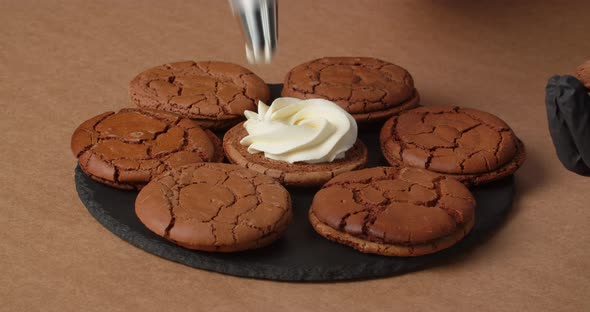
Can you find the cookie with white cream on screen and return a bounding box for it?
[223,97,368,187]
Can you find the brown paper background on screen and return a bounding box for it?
[1,1,589,311]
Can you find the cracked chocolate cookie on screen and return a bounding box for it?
[71,108,224,190]
[281,57,419,123]
[380,106,526,186]
[223,122,369,187]
[309,167,475,256]
[135,163,292,252]
[574,59,590,89]
[129,61,270,130]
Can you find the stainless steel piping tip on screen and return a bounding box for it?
[229,0,278,64]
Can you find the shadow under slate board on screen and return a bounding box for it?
[73,84,515,281]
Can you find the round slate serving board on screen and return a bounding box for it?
[73,84,515,281]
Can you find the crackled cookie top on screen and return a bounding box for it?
[574,59,590,89]
[281,57,416,115]
[129,61,270,124]
[310,167,475,245]
[135,163,292,251]
[380,106,519,175]
[71,108,223,189]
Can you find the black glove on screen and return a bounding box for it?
[546,75,590,176]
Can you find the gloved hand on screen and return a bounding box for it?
[545,75,590,176]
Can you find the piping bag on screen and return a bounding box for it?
[229,0,278,64]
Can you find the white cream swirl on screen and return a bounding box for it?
[239,97,358,164]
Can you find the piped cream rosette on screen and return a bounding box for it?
[240,97,358,164]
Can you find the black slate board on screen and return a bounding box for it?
[73,84,515,281]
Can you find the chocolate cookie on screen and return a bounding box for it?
[281,57,419,123]
[129,61,270,130]
[135,163,292,252]
[223,123,369,187]
[71,108,224,190]
[380,106,526,186]
[574,59,590,89]
[309,167,475,256]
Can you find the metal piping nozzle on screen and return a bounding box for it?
[229,0,278,64]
